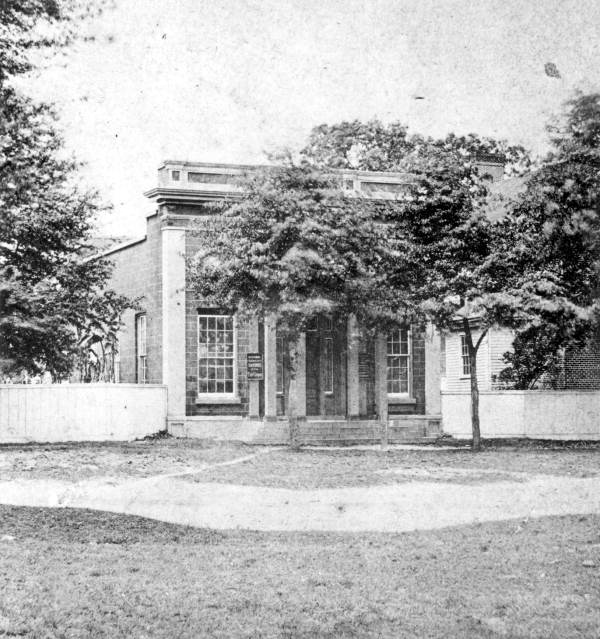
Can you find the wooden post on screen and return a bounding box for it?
[424,322,442,415]
[263,316,278,420]
[248,319,260,419]
[346,315,360,418]
[374,333,389,449]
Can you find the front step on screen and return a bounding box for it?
[172,415,442,445]
[298,416,442,446]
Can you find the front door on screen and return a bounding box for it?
[305,317,346,416]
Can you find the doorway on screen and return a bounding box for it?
[305,317,347,416]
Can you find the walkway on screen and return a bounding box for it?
[1,459,599,532]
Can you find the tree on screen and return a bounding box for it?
[303,121,531,450]
[380,105,600,449]
[497,326,566,389]
[301,119,416,171]
[0,0,131,380]
[495,92,600,391]
[378,142,496,450]
[302,119,531,176]
[188,164,402,448]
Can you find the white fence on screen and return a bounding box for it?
[0,384,167,444]
[442,390,600,440]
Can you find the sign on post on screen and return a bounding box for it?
[247,353,264,381]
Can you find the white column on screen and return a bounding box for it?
[424,323,442,415]
[248,319,260,419]
[294,333,307,419]
[374,333,389,444]
[161,226,187,420]
[346,316,360,418]
[264,316,278,420]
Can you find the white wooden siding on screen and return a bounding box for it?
[443,330,491,392]
[0,384,167,443]
[442,328,515,392]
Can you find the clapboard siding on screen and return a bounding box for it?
[443,330,491,391]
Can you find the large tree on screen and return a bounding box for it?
[0,0,130,380]
[302,118,531,176]
[303,121,532,450]
[188,164,404,447]
[495,92,600,391]
[373,117,598,450]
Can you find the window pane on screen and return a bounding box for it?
[198,314,236,394]
[387,328,410,394]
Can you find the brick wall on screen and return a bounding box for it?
[184,222,250,417]
[563,341,600,390]
[106,214,162,384]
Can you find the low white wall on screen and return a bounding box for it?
[442,391,600,440]
[0,384,167,443]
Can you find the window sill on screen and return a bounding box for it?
[196,395,241,405]
[387,396,416,404]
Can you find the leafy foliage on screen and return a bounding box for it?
[0,0,113,82]
[496,92,600,387]
[497,326,565,389]
[0,0,131,380]
[302,118,531,176]
[189,164,398,338]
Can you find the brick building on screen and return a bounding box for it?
[101,161,444,443]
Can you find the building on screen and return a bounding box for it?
[101,161,444,444]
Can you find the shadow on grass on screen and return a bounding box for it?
[0,505,598,638]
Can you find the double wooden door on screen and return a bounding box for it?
[305,317,346,416]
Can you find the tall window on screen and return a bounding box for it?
[135,314,147,383]
[461,335,471,376]
[387,328,410,394]
[198,313,236,395]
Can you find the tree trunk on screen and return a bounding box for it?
[462,319,486,452]
[287,338,301,451]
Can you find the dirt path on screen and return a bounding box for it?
[1,470,599,533]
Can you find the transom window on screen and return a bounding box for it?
[460,335,471,376]
[387,328,410,394]
[198,314,236,395]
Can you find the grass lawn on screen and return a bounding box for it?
[0,440,254,482]
[188,446,600,489]
[0,506,598,638]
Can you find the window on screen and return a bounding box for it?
[387,328,410,394]
[461,335,471,376]
[135,314,147,383]
[171,170,180,181]
[197,313,236,395]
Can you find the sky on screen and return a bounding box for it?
[17,0,600,237]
